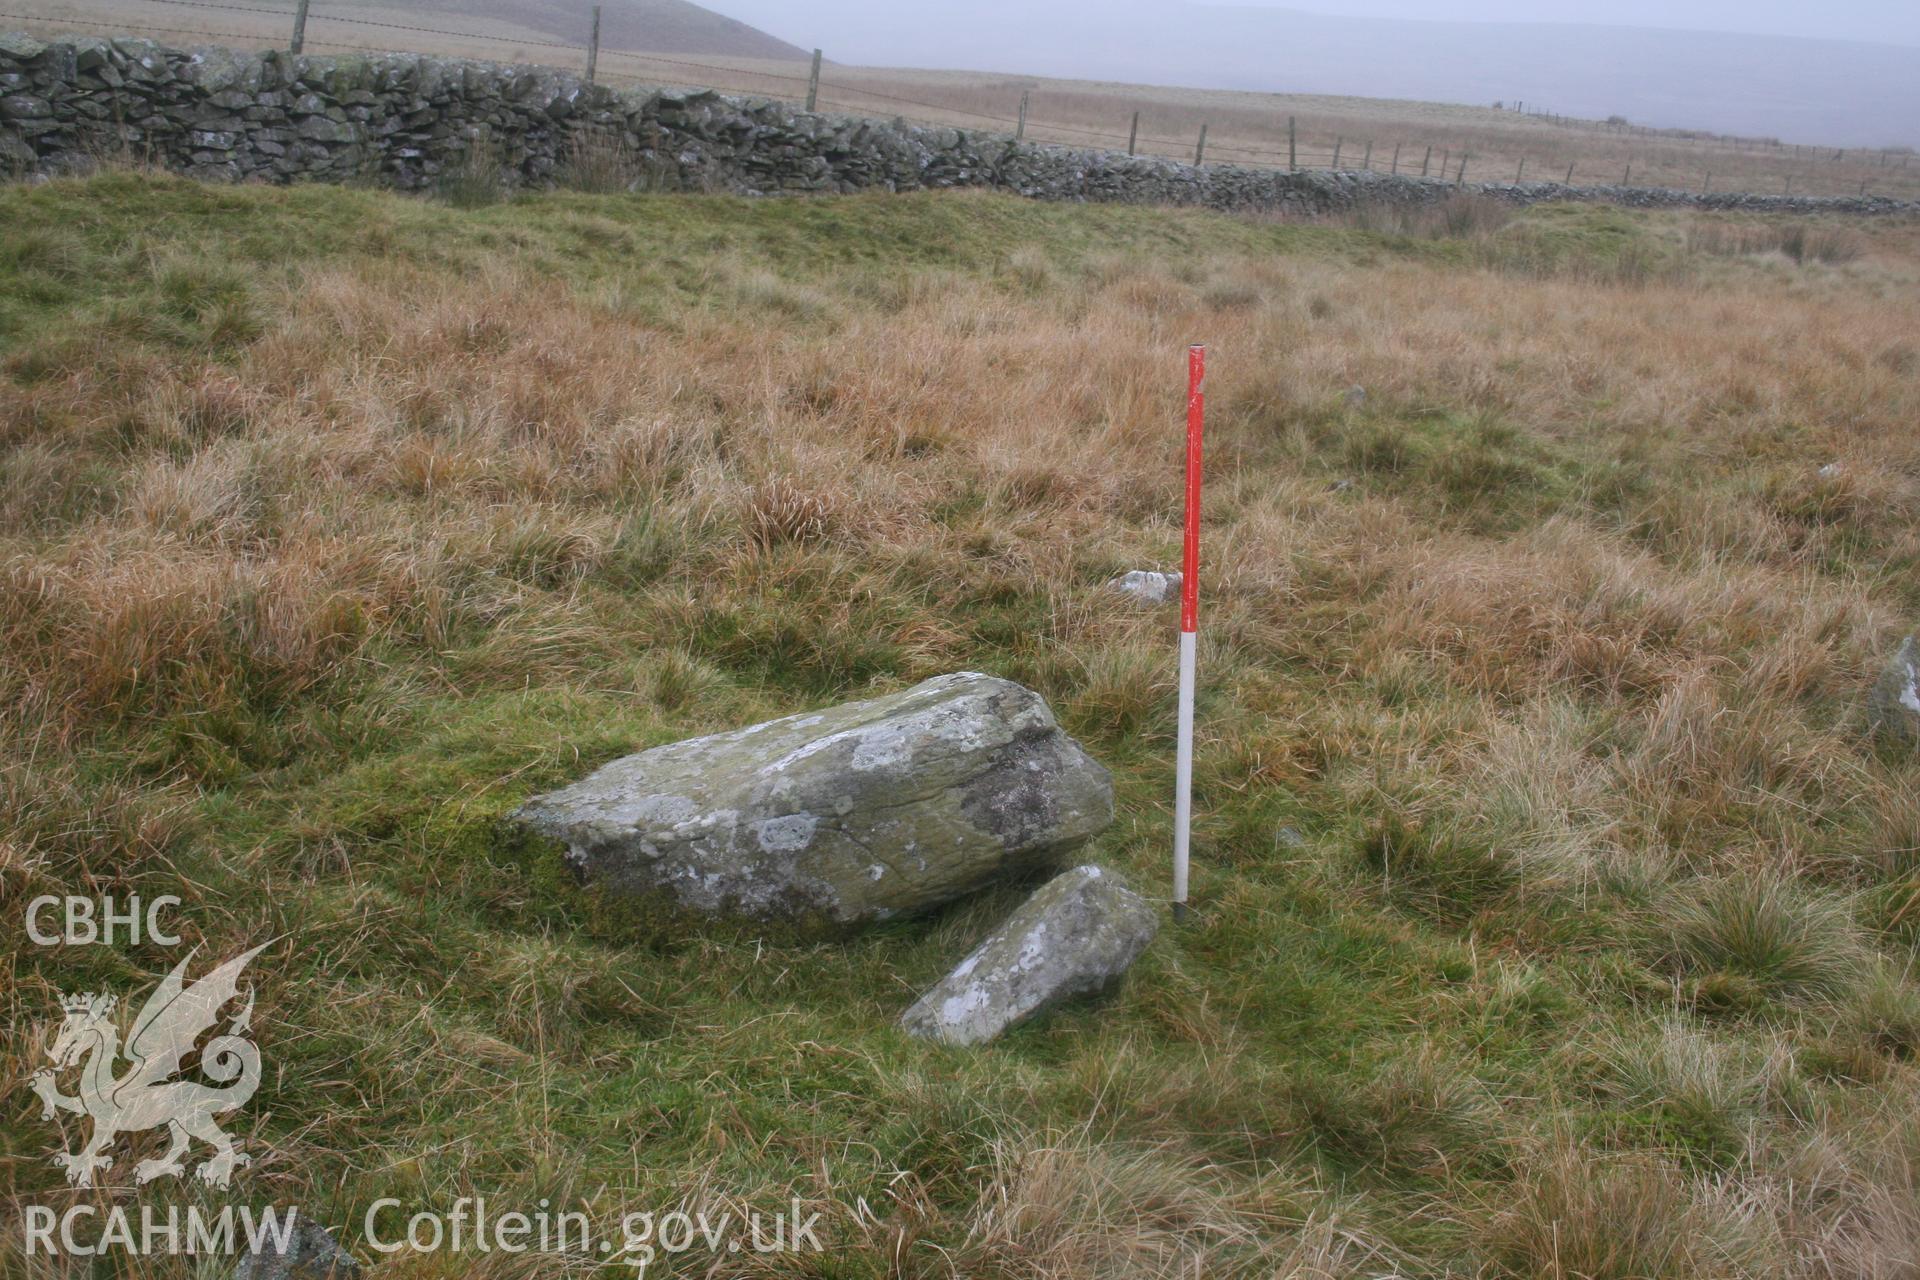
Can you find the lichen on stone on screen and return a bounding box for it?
[512,673,1114,929]
[901,864,1158,1046]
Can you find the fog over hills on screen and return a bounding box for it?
[709,0,1918,146]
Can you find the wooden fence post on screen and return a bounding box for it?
[585,4,601,83]
[1456,151,1468,185]
[1128,111,1139,156]
[1362,139,1372,170]
[1565,160,1575,184]
[290,0,310,54]
[1422,145,1432,177]
[1194,123,1207,166]
[1017,90,1029,141]
[1515,156,1525,182]
[1331,136,1343,169]
[1622,160,1632,185]
[1701,172,1710,194]
[1390,142,1401,174]
[1288,116,1296,171]
[805,49,821,112]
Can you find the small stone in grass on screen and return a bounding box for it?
[1109,570,1182,604]
[902,865,1158,1046]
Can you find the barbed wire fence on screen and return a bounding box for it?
[4,0,1914,199]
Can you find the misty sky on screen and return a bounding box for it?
[714,0,1918,143]
[1237,1,1920,48]
[723,1,1920,51]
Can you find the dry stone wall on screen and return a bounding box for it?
[3,32,1914,218]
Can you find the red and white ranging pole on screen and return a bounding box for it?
[1173,344,1205,922]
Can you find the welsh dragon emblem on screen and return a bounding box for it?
[30,944,267,1189]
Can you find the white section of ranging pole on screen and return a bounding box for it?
[1172,628,1198,916]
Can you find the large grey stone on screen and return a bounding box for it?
[71,37,114,71]
[0,31,47,61]
[901,864,1158,1046]
[184,48,250,94]
[232,1211,357,1280]
[514,673,1114,928]
[0,93,50,119]
[1870,634,1920,742]
[297,115,356,142]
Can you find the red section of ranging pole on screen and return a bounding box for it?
[1182,345,1205,633]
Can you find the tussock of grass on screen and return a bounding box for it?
[1687,218,1866,265]
[1847,964,1920,1060]
[435,135,514,208]
[946,1130,1374,1279]
[1477,1143,1782,1280]
[1661,875,1868,1006]
[2,174,1919,1277]
[1594,1019,1794,1168]
[1356,810,1520,925]
[1330,191,1516,240]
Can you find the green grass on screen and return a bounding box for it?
[2,172,1917,1278]
[0,176,1701,371]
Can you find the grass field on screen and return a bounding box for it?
[5,1,1920,202]
[2,171,1919,1278]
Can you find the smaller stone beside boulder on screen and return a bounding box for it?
[233,1212,358,1280]
[1109,570,1182,605]
[1870,634,1920,742]
[901,864,1158,1046]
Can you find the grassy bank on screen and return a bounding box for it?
[2,174,1918,1278]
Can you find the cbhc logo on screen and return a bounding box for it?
[25,895,183,947]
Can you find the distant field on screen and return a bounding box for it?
[6,0,1919,200]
